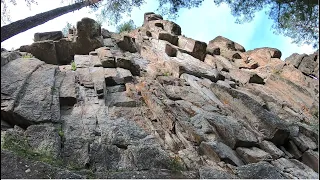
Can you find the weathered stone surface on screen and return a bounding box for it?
[1,59,45,127]
[209,36,245,52]
[106,85,126,93]
[106,92,137,107]
[76,17,101,38]
[210,83,290,146]
[20,40,58,64]
[115,56,141,76]
[285,53,308,68]
[24,124,61,158]
[1,50,21,67]
[302,150,319,173]
[117,36,137,53]
[59,71,77,106]
[165,44,179,57]
[272,158,318,179]
[292,132,317,152]
[298,54,317,74]
[1,150,84,179]
[91,55,102,67]
[206,45,220,55]
[62,137,90,169]
[101,28,111,38]
[245,47,282,67]
[216,80,233,88]
[143,12,163,25]
[76,68,94,88]
[12,64,59,126]
[1,120,12,130]
[74,18,103,54]
[259,140,284,159]
[206,114,258,149]
[129,144,174,170]
[157,31,179,46]
[199,141,244,166]
[34,31,63,42]
[228,69,264,85]
[101,56,116,68]
[236,147,272,163]
[178,36,207,60]
[105,68,133,86]
[74,55,92,68]
[103,38,115,47]
[170,52,224,82]
[236,161,285,179]
[286,140,302,159]
[55,38,74,64]
[221,50,242,60]
[90,67,105,98]
[199,166,238,179]
[97,169,198,179]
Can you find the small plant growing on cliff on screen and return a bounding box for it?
[22,53,33,58]
[163,71,171,76]
[169,155,185,172]
[116,20,136,33]
[71,61,76,71]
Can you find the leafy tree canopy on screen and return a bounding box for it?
[62,22,73,36]
[2,0,318,48]
[1,0,38,24]
[213,0,319,48]
[116,19,136,33]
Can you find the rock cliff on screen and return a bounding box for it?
[1,13,319,179]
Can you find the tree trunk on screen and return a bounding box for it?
[1,0,101,42]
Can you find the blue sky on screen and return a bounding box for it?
[1,0,316,59]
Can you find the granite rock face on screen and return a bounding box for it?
[1,12,319,179]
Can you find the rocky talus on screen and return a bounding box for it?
[1,13,319,179]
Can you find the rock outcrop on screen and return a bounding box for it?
[19,17,103,65]
[1,12,319,179]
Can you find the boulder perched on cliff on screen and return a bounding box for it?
[209,36,245,52]
[34,31,63,42]
[19,18,103,65]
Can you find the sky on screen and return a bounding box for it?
[1,0,317,60]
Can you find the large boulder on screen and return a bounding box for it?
[298,54,317,75]
[199,141,244,166]
[208,36,245,53]
[1,50,21,67]
[1,150,83,179]
[19,18,103,65]
[236,161,285,179]
[178,36,207,61]
[245,47,282,67]
[143,12,163,25]
[34,31,63,42]
[19,40,58,64]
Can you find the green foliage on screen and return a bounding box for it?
[1,0,38,24]
[213,0,319,48]
[116,20,136,33]
[71,61,77,71]
[22,53,34,58]
[58,128,64,138]
[156,0,204,20]
[85,0,204,25]
[163,71,171,76]
[62,22,73,36]
[168,155,185,172]
[1,131,63,167]
[90,0,145,25]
